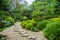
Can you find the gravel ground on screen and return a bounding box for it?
[0,22,48,40]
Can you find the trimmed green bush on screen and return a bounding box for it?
[22,16,28,21]
[5,16,15,24]
[43,22,60,40]
[21,19,37,31]
[25,23,33,30]
[37,20,50,30]
[50,17,60,22]
[31,27,39,32]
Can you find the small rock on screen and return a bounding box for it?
[14,29,19,32]
[36,38,42,40]
[19,30,25,34]
[28,36,36,40]
[20,31,27,35]
[32,36,36,39]
[19,30,25,32]
[22,34,29,37]
[28,36,32,39]
[16,27,20,29]
[7,39,9,40]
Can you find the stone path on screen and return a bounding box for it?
[0,22,48,40]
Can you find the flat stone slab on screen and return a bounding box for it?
[14,28,19,32]
[19,31,27,35]
[21,34,29,37]
[36,38,42,40]
[28,36,36,40]
[28,36,32,39]
[19,29,25,32]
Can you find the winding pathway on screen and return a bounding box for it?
[0,22,48,40]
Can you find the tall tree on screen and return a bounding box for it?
[0,0,10,10]
[31,0,58,20]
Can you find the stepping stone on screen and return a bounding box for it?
[31,36,36,40]
[36,38,42,40]
[14,28,19,32]
[16,27,20,29]
[20,31,27,35]
[28,36,36,40]
[21,34,29,37]
[19,29,26,34]
[19,29,25,32]
[28,36,32,39]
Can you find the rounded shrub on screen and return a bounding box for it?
[5,16,15,24]
[37,20,50,30]
[0,21,4,28]
[21,19,37,31]
[43,22,60,40]
[25,23,33,30]
[21,21,28,28]
[50,17,60,22]
[22,16,28,21]
[31,27,40,32]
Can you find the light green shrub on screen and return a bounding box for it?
[5,16,15,24]
[21,21,28,28]
[21,19,37,31]
[25,23,33,30]
[50,17,60,22]
[22,16,28,21]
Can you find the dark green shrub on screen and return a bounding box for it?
[37,20,50,30]
[2,20,11,27]
[31,27,39,32]
[0,34,8,40]
[0,21,4,28]
[43,22,60,40]
[0,11,10,19]
[0,16,15,29]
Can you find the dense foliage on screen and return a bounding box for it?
[43,22,60,40]
[0,34,8,40]
[21,19,39,32]
[31,0,58,20]
[0,0,60,40]
[20,0,60,40]
[0,0,15,31]
[21,0,60,31]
